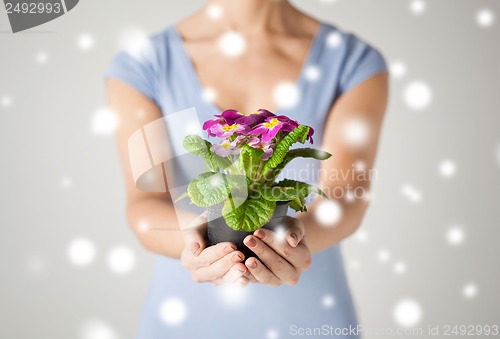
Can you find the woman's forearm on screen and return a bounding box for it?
[296,198,369,254]
[126,197,190,258]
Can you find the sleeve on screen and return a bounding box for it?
[105,48,159,105]
[339,34,388,94]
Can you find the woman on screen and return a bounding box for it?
[107,0,388,338]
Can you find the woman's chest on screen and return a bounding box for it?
[182,38,312,114]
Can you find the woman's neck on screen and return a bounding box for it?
[204,0,295,34]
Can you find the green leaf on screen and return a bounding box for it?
[187,178,227,207]
[259,186,305,202]
[284,148,331,164]
[263,148,332,183]
[187,172,248,207]
[222,196,276,232]
[239,145,264,180]
[289,197,307,212]
[275,179,329,199]
[174,191,189,203]
[264,125,310,169]
[183,135,232,171]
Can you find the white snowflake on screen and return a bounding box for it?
[119,27,154,62]
[342,119,370,148]
[410,0,426,15]
[401,184,423,204]
[68,238,96,267]
[477,9,495,28]
[266,328,279,339]
[202,87,217,103]
[35,51,48,64]
[218,31,246,58]
[446,226,465,246]
[217,284,249,308]
[91,107,118,135]
[273,82,300,109]
[438,159,457,178]
[1,95,12,108]
[463,283,478,299]
[355,229,369,243]
[159,298,188,326]
[80,320,118,339]
[378,249,391,263]
[60,176,73,189]
[404,81,432,110]
[314,199,342,226]
[206,4,223,20]
[107,246,136,275]
[389,61,407,79]
[304,65,321,82]
[393,299,422,327]
[394,261,407,275]
[77,33,95,51]
[326,31,342,48]
[321,294,336,309]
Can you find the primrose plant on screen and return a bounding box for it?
[179,109,331,232]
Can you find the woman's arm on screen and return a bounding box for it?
[107,79,185,258]
[108,78,249,285]
[241,72,389,284]
[299,72,389,253]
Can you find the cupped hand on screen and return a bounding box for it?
[243,216,312,286]
[181,213,249,286]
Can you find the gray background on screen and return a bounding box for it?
[1,0,499,338]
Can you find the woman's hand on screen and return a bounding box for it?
[243,216,312,286]
[180,214,250,286]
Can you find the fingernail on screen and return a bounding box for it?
[255,229,266,239]
[246,237,257,248]
[191,242,200,254]
[248,260,257,269]
[224,245,236,254]
[237,266,246,273]
[232,254,243,263]
[290,233,298,246]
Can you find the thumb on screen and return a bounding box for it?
[183,212,208,256]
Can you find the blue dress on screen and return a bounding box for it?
[106,22,387,339]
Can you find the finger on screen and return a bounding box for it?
[193,250,245,283]
[285,216,305,247]
[183,213,209,255]
[221,262,248,284]
[245,257,281,286]
[243,268,258,283]
[244,235,296,283]
[236,276,250,287]
[253,227,310,267]
[187,242,237,269]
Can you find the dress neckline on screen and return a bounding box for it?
[170,23,326,116]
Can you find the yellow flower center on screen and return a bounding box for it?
[239,111,260,116]
[222,124,240,131]
[264,118,280,129]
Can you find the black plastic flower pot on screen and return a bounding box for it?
[207,201,290,259]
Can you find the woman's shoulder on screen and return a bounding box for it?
[320,22,384,56]
[318,22,388,93]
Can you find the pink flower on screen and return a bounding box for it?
[210,140,241,157]
[274,115,299,133]
[306,126,314,144]
[248,137,274,160]
[249,115,301,142]
[202,115,226,137]
[222,109,276,126]
[210,122,249,138]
